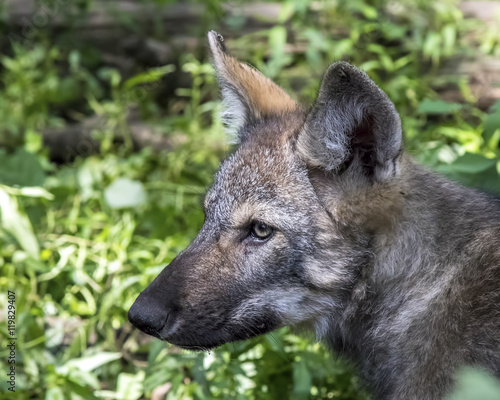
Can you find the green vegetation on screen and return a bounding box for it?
[0,0,500,398]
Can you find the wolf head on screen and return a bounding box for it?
[128,31,404,350]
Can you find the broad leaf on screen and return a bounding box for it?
[437,153,497,174]
[61,352,122,373]
[104,178,147,209]
[418,99,463,115]
[482,99,500,142]
[0,148,45,187]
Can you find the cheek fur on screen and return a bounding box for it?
[231,287,339,338]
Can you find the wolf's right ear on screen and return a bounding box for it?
[297,62,402,182]
[207,31,298,142]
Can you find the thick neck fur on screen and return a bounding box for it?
[321,156,500,399]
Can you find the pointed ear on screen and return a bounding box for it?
[297,62,402,181]
[207,31,298,142]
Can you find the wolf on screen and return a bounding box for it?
[128,31,500,399]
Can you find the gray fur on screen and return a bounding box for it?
[129,32,500,400]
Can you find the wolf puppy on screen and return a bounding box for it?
[129,31,500,399]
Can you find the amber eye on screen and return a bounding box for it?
[250,221,274,240]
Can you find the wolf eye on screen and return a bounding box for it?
[250,221,274,240]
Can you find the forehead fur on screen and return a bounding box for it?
[205,112,309,219]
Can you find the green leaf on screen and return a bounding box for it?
[423,31,441,64]
[278,3,295,23]
[0,148,45,187]
[61,352,122,373]
[482,99,500,142]
[267,26,290,78]
[361,4,377,19]
[437,153,497,174]
[116,371,145,400]
[46,387,65,400]
[0,186,39,258]
[442,24,456,55]
[448,368,500,400]
[0,185,54,200]
[124,65,175,89]
[293,360,312,396]
[17,186,54,199]
[418,99,464,115]
[104,178,147,209]
[446,153,496,174]
[98,67,121,87]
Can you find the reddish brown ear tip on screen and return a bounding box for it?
[207,30,226,55]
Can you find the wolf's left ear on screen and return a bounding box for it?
[298,62,402,181]
[208,31,298,142]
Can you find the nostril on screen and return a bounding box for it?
[160,312,169,331]
[159,308,179,339]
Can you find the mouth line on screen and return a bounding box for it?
[176,344,217,351]
[167,341,224,351]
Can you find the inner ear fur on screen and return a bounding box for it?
[297,62,403,182]
[207,31,298,142]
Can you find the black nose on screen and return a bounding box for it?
[128,292,170,339]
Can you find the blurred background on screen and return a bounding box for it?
[1,0,500,399]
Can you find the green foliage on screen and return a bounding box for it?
[1,0,500,399]
[447,368,500,400]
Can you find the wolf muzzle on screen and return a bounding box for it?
[128,262,184,342]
